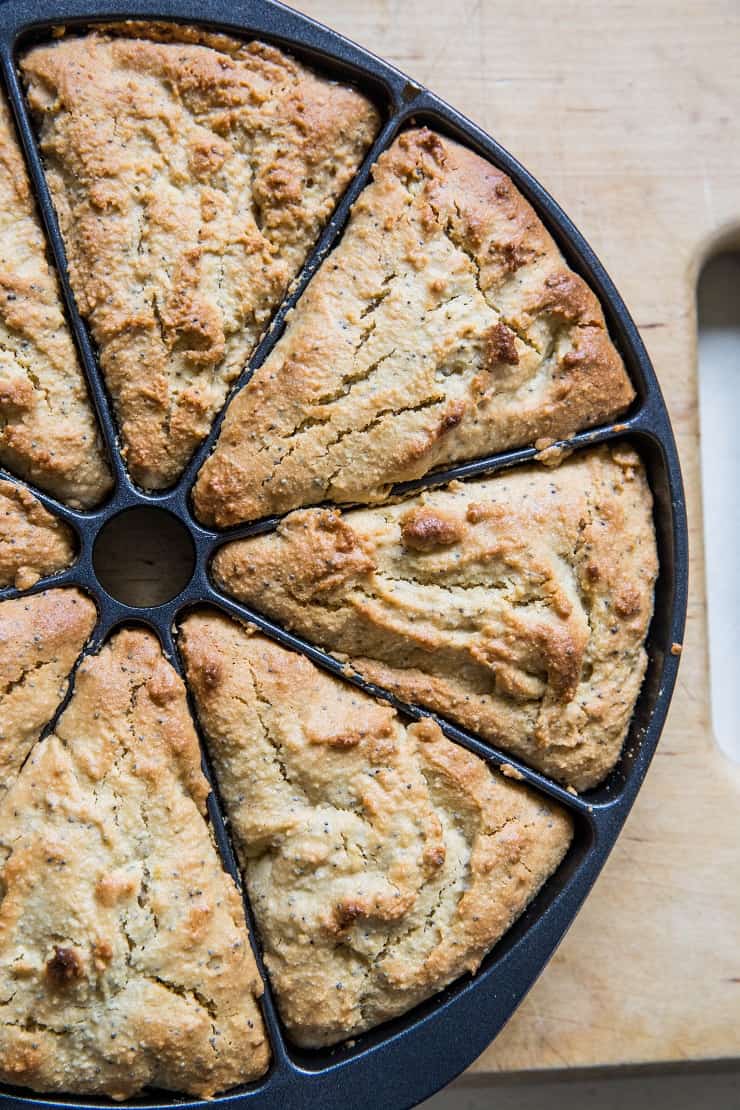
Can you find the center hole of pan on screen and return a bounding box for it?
[93,507,195,607]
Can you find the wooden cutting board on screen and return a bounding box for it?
[289,0,740,1072]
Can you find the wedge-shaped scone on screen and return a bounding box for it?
[181,612,572,1046]
[0,478,75,589]
[0,627,269,1098]
[0,98,110,508]
[0,588,95,798]
[194,127,634,526]
[214,446,657,790]
[22,28,379,489]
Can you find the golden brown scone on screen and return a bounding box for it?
[22,28,379,489]
[213,445,657,790]
[180,612,572,1047]
[0,478,75,589]
[0,588,95,798]
[0,626,269,1098]
[0,98,110,508]
[194,127,634,526]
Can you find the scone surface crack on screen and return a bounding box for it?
[194,127,634,527]
[0,587,96,798]
[0,479,75,589]
[21,26,380,489]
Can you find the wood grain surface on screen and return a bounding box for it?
[285,0,740,1073]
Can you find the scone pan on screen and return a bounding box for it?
[0,0,688,1107]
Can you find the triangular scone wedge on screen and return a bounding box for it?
[213,445,658,791]
[0,588,96,798]
[193,127,634,526]
[0,627,269,1098]
[0,478,75,589]
[180,611,572,1048]
[0,98,110,508]
[22,29,379,489]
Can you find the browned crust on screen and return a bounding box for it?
[21,28,379,489]
[213,445,657,790]
[194,126,634,526]
[0,626,270,1098]
[0,587,96,798]
[0,478,75,589]
[180,611,572,1046]
[0,99,111,507]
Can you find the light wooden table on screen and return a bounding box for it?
[285,0,740,1074]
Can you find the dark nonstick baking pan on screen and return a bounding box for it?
[0,0,688,1107]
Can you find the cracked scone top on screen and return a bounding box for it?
[0,588,96,799]
[0,479,75,589]
[21,26,379,489]
[0,99,110,508]
[0,627,269,1098]
[194,127,634,527]
[213,446,658,791]
[181,612,572,1047]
